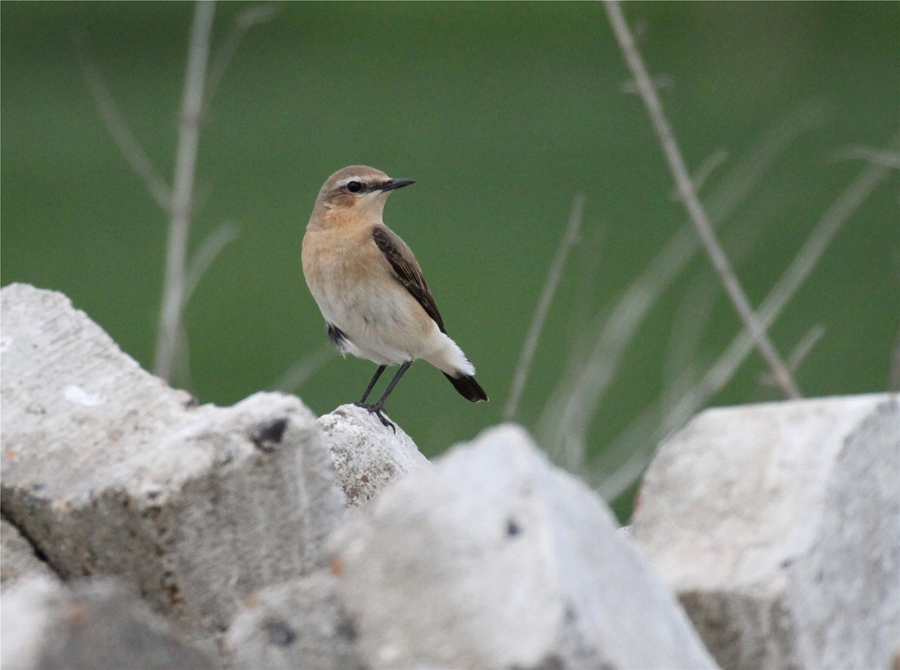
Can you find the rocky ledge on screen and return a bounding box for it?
[1,283,897,670]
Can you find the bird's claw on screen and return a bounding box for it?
[355,402,397,433]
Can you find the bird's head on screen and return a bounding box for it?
[313,165,415,220]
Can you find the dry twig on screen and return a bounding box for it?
[504,195,585,421]
[154,1,217,382]
[184,222,240,304]
[604,0,800,398]
[538,106,822,469]
[596,137,897,500]
[206,3,279,106]
[74,31,172,210]
[833,146,900,170]
[273,345,337,394]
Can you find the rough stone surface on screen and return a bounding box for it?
[318,404,430,508]
[1,517,59,590]
[0,283,346,636]
[223,572,364,670]
[0,575,217,670]
[633,393,900,670]
[328,423,718,670]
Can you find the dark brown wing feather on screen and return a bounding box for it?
[372,225,446,333]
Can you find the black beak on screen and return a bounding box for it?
[379,178,415,192]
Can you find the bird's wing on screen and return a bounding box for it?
[372,224,446,334]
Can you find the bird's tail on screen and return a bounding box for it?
[443,372,488,403]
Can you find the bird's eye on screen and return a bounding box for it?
[346,181,363,193]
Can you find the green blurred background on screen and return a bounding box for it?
[3,2,897,520]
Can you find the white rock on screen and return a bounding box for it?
[328,423,718,669]
[0,576,217,669]
[318,404,431,508]
[223,572,363,670]
[633,394,900,670]
[0,284,345,636]
[1,518,59,590]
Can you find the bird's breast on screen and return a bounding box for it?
[303,226,383,299]
[302,224,436,362]
[303,226,391,328]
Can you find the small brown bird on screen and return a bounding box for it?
[302,165,488,428]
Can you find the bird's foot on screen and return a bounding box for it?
[354,402,396,433]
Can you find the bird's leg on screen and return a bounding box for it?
[357,361,412,432]
[373,361,411,407]
[357,365,386,405]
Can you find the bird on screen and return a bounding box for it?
[302,165,488,429]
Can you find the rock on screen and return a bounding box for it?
[328,423,717,669]
[0,576,218,670]
[0,284,346,637]
[1,518,59,590]
[223,572,364,670]
[632,394,900,670]
[318,404,430,508]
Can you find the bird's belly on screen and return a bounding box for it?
[311,270,439,366]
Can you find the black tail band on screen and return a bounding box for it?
[443,373,488,403]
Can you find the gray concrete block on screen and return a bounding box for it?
[328,423,718,669]
[1,518,59,590]
[0,284,346,636]
[318,404,431,508]
[633,394,900,670]
[0,576,217,670]
[223,572,364,670]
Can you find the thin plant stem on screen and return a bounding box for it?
[78,1,265,386]
[596,141,896,501]
[273,345,337,394]
[677,146,897,428]
[504,195,585,421]
[669,149,728,201]
[787,324,826,371]
[154,1,216,382]
[604,0,800,398]
[538,105,823,468]
[205,3,279,106]
[833,146,900,170]
[183,222,239,304]
[74,31,172,211]
[761,324,826,387]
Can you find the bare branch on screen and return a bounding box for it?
[154,0,216,382]
[762,324,825,386]
[73,30,172,211]
[170,323,195,393]
[664,140,896,436]
[538,105,822,469]
[504,195,585,421]
[620,75,674,94]
[604,0,800,398]
[594,398,663,500]
[669,149,729,201]
[595,139,896,501]
[206,3,278,105]
[832,146,900,169]
[661,272,718,404]
[273,346,336,394]
[787,324,826,371]
[184,222,239,304]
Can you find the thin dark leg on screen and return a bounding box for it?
[373,361,411,408]
[357,361,412,432]
[357,365,386,404]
